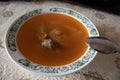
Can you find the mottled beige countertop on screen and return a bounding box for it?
[0,1,120,80]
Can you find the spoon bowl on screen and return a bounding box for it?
[86,37,120,54]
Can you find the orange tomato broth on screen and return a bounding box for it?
[16,13,89,66]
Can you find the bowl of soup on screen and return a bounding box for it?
[5,7,99,76]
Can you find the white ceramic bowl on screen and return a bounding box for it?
[5,7,99,76]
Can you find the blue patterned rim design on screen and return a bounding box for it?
[5,7,99,76]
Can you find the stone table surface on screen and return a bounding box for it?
[0,1,120,80]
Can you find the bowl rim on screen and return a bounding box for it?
[5,7,99,76]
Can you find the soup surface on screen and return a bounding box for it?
[17,13,89,66]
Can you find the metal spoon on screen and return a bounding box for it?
[86,37,120,54]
